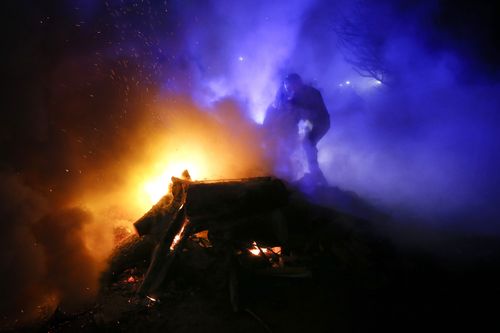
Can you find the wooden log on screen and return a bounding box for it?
[185,177,289,229]
[136,176,289,296]
[134,177,288,236]
[133,176,189,238]
[133,194,173,236]
[137,206,189,296]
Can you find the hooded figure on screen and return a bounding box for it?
[264,73,330,185]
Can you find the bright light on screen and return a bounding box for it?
[127,103,269,213]
[143,173,170,205]
[238,56,244,62]
[170,219,188,250]
[345,80,351,85]
[142,161,201,205]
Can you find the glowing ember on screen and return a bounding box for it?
[193,230,208,239]
[146,295,157,302]
[248,241,282,256]
[126,276,136,283]
[170,219,189,251]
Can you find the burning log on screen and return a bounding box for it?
[135,174,290,297]
[134,173,190,238]
[138,207,189,296]
[97,169,384,328]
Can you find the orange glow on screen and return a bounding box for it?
[140,156,204,206]
[248,241,282,256]
[170,219,188,251]
[124,102,271,214]
[11,74,275,324]
[61,101,271,311]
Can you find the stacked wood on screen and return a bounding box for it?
[134,174,290,297]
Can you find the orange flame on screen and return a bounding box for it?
[71,101,271,299]
[248,241,281,256]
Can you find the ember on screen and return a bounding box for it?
[146,296,157,302]
[248,241,282,256]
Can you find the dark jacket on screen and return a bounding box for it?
[287,85,330,144]
[264,84,330,144]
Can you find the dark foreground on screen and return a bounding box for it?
[10,185,500,333]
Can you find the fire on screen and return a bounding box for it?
[75,101,271,258]
[170,218,189,251]
[130,103,270,211]
[248,241,281,256]
[142,161,200,205]
[138,146,212,207]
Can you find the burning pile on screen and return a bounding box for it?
[103,170,336,311]
[40,169,388,332]
[134,171,293,306]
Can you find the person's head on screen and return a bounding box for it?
[283,73,303,98]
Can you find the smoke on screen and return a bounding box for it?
[172,0,318,122]
[305,1,500,234]
[32,208,100,310]
[0,173,99,326]
[0,61,270,328]
[163,0,500,234]
[1,2,272,325]
[2,0,500,326]
[0,173,48,324]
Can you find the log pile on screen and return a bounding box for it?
[37,172,491,333]
[130,172,291,308]
[100,169,382,323]
[43,173,405,332]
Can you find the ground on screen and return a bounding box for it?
[11,185,500,333]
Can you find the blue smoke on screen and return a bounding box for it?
[83,0,500,234]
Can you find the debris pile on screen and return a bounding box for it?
[11,173,500,333]
[40,172,399,332]
[111,171,324,311]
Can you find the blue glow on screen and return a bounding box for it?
[83,0,500,234]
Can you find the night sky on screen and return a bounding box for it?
[1,0,500,327]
